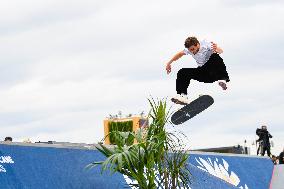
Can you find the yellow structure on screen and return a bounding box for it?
[103,116,148,145]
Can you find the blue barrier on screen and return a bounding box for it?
[186,163,239,189]
[0,143,273,189]
[0,143,128,189]
[188,153,274,189]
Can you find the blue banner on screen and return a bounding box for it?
[0,144,273,189]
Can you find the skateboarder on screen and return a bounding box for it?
[166,36,230,104]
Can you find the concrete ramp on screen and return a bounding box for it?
[0,143,274,189]
[187,163,239,189]
[189,151,274,189]
[270,165,284,189]
[0,143,127,189]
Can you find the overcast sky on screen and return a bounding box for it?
[0,0,283,155]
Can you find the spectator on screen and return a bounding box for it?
[271,155,278,165]
[23,138,32,143]
[256,125,272,157]
[4,136,13,142]
[279,148,284,164]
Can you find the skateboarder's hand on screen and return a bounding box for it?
[211,42,217,52]
[166,63,171,74]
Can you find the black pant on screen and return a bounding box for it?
[176,53,230,95]
[262,146,271,157]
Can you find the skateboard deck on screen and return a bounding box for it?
[171,95,214,125]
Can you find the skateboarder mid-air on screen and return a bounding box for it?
[166,36,230,105]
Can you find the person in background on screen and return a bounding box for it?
[271,155,278,165]
[4,136,13,142]
[261,126,272,157]
[22,138,32,143]
[279,148,284,164]
[256,125,272,157]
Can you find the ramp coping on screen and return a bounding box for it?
[0,142,270,159]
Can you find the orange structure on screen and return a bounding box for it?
[103,116,148,145]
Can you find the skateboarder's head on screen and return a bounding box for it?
[184,36,200,55]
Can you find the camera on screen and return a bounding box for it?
[256,125,267,136]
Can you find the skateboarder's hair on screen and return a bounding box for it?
[184,37,199,48]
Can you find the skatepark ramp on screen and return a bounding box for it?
[270,165,284,189]
[0,142,274,189]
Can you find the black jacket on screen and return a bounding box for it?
[256,128,272,147]
[279,152,284,164]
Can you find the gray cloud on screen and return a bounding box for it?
[0,0,283,154]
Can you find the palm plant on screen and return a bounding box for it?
[88,98,191,189]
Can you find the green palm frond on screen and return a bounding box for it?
[88,98,192,189]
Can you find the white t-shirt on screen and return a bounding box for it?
[183,39,213,67]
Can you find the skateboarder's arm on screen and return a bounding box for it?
[211,42,223,54]
[166,51,185,74]
[215,47,223,54]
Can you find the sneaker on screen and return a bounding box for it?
[171,94,189,105]
[218,81,227,90]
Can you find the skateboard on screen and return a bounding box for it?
[171,95,214,125]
